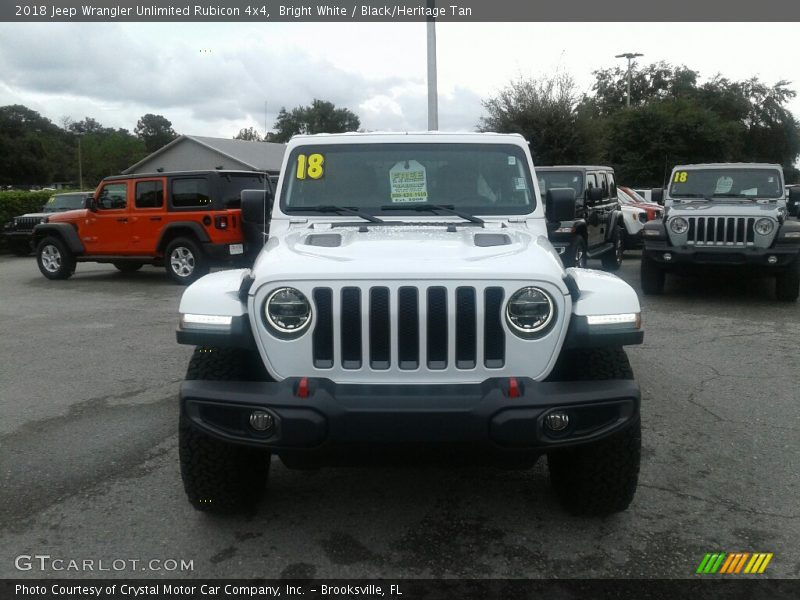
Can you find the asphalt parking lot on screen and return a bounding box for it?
[1,253,798,579]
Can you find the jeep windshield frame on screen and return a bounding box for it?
[279,142,537,217]
[669,168,784,200]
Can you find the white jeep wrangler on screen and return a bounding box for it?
[175,132,644,515]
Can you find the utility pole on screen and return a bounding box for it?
[77,132,84,190]
[615,52,643,108]
[426,0,438,130]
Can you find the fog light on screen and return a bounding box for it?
[767,255,778,265]
[663,252,673,262]
[544,411,570,432]
[249,410,274,432]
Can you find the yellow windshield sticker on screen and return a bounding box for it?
[390,160,428,203]
[673,171,688,183]
[296,153,325,180]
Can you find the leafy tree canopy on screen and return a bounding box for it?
[134,113,177,153]
[270,99,360,143]
[234,126,263,141]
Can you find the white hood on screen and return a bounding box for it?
[251,223,568,290]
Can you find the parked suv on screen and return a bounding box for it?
[2,192,91,256]
[174,132,645,516]
[641,163,800,301]
[536,166,625,269]
[32,170,272,284]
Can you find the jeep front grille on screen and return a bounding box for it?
[14,217,41,231]
[686,216,755,246]
[311,285,505,371]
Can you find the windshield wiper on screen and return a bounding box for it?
[284,205,384,223]
[380,203,484,226]
[674,193,716,201]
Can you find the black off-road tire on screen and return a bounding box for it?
[601,226,624,271]
[640,252,666,295]
[113,261,143,273]
[775,258,800,302]
[179,347,271,514]
[563,236,587,269]
[36,235,75,280]
[165,237,209,285]
[9,240,32,256]
[546,347,641,516]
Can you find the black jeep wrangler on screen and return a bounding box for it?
[538,166,625,270]
[2,192,92,256]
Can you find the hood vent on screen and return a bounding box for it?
[474,233,511,247]
[305,234,342,248]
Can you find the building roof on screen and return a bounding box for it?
[122,134,285,174]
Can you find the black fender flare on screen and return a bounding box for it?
[156,221,210,253]
[776,220,800,247]
[573,218,588,239]
[548,218,588,244]
[32,223,84,255]
[606,209,624,242]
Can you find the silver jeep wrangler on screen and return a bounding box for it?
[175,132,645,516]
[641,163,800,301]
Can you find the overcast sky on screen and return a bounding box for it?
[1,22,799,139]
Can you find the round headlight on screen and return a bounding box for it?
[755,218,774,236]
[264,287,311,335]
[670,217,689,234]
[506,287,555,337]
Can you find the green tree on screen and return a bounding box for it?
[587,63,800,184]
[80,129,146,186]
[134,113,177,153]
[0,105,70,185]
[270,99,360,143]
[234,127,263,141]
[585,61,699,116]
[478,73,602,165]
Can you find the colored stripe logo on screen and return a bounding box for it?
[696,552,773,574]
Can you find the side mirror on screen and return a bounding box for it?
[651,188,664,205]
[240,189,272,224]
[587,186,603,203]
[545,188,576,222]
[86,197,97,211]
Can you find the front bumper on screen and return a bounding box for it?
[643,240,799,268]
[201,241,247,264]
[181,377,640,453]
[2,231,34,241]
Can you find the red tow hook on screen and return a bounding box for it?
[507,377,521,398]
[296,377,310,398]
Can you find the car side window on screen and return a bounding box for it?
[135,181,164,209]
[606,172,617,198]
[586,173,598,203]
[172,178,211,208]
[97,183,127,210]
[599,173,609,199]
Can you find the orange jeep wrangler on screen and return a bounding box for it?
[32,170,272,284]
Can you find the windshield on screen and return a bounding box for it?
[617,189,636,205]
[669,168,783,199]
[280,143,536,216]
[537,170,583,198]
[621,187,649,204]
[43,193,87,213]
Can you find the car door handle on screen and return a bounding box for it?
[149,217,162,221]
[116,218,128,223]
